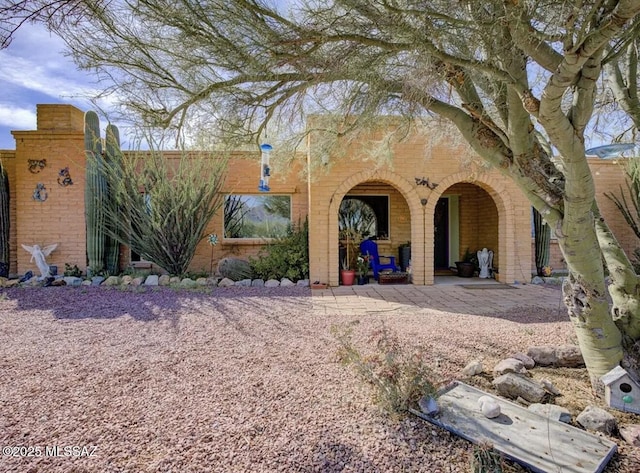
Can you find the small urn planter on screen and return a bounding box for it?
[455,261,475,278]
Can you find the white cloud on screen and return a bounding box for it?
[0,105,36,129]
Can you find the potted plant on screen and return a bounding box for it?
[356,254,369,285]
[455,248,477,278]
[341,257,356,286]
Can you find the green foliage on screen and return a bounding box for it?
[470,443,504,473]
[606,158,640,240]
[93,145,228,276]
[84,110,107,274]
[533,208,551,276]
[249,219,309,281]
[63,263,82,277]
[332,323,436,417]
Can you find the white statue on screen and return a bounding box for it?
[21,244,58,279]
[477,248,493,278]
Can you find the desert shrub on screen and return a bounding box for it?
[249,219,309,281]
[64,263,82,277]
[470,442,505,473]
[332,323,436,416]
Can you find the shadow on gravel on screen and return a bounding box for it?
[0,285,313,325]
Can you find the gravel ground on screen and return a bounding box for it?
[0,285,638,472]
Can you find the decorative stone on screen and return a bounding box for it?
[477,395,501,418]
[461,360,483,377]
[531,276,544,285]
[144,275,159,286]
[251,279,265,287]
[217,277,235,287]
[619,424,640,446]
[121,275,133,285]
[131,277,144,286]
[196,277,208,286]
[63,276,83,286]
[180,278,197,288]
[296,279,310,287]
[103,276,120,286]
[81,280,92,286]
[527,346,557,366]
[169,276,181,285]
[555,345,584,367]
[280,278,295,287]
[265,279,280,287]
[540,379,561,396]
[510,353,535,369]
[528,403,572,423]
[492,373,546,403]
[50,278,66,287]
[158,275,171,286]
[91,276,105,286]
[576,406,617,435]
[235,278,252,287]
[206,277,218,287]
[493,358,527,377]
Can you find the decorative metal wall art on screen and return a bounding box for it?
[57,167,73,186]
[27,159,47,173]
[32,183,48,202]
[415,176,438,190]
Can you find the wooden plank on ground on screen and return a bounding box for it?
[410,382,617,473]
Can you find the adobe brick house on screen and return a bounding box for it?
[1,104,636,285]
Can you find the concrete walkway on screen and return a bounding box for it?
[311,280,565,316]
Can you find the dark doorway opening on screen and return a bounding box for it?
[434,197,449,269]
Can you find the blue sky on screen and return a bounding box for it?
[0,24,108,150]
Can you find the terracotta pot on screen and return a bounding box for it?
[340,269,356,286]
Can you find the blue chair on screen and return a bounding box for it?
[359,239,399,280]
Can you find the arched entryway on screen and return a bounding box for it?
[325,170,423,286]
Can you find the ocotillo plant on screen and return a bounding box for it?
[104,123,121,275]
[0,161,9,277]
[84,111,107,274]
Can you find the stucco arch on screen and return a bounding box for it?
[326,169,426,285]
[425,171,518,283]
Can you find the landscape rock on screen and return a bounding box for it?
[169,276,181,285]
[158,275,171,286]
[493,358,527,377]
[103,276,120,286]
[235,279,252,287]
[265,279,280,287]
[527,345,584,367]
[120,275,133,286]
[131,277,144,286]
[531,276,544,285]
[297,279,310,287]
[218,277,235,287]
[280,278,295,287]
[251,279,265,287]
[477,395,501,418]
[540,378,561,396]
[4,278,20,287]
[510,352,535,369]
[528,403,572,423]
[576,405,617,435]
[461,360,483,377]
[206,277,218,287]
[619,424,640,446]
[63,277,83,287]
[196,277,208,286]
[51,278,66,287]
[81,280,92,286]
[144,275,159,286]
[180,278,197,288]
[492,373,546,403]
[91,276,105,286]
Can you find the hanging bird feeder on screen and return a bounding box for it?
[258,143,272,192]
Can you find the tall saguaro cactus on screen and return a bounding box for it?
[84,111,107,274]
[104,124,121,275]
[533,208,551,276]
[0,162,10,277]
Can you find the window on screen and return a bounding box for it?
[224,194,291,239]
[340,195,389,239]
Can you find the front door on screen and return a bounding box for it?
[434,198,449,269]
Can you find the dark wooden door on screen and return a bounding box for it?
[434,198,449,269]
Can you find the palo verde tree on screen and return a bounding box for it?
[4,0,640,388]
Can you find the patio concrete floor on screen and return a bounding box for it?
[311,279,565,317]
